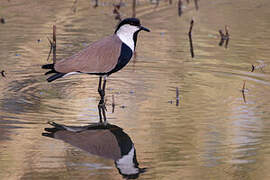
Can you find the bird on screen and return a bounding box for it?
[42,18,150,101]
[42,121,146,179]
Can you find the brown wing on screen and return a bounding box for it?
[54,35,122,74]
[54,129,122,160]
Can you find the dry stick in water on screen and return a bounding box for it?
[132,0,136,18]
[0,17,5,24]
[241,80,246,103]
[178,0,182,16]
[251,64,255,72]
[194,0,199,10]
[1,70,6,78]
[113,3,122,22]
[112,95,115,113]
[218,30,225,46]
[155,0,160,8]
[218,26,230,48]
[93,0,98,8]
[176,87,179,106]
[47,25,57,63]
[224,25,230,48]
[188,19,194,58]
[72,0,78,13]
[52,25,56,63]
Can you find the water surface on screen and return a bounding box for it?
[1,0,270,179]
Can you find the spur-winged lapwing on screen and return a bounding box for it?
[42,18,150,100]
[42,122,146,179]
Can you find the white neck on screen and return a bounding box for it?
[116,24,139,52]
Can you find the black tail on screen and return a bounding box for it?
[47,73,65,82]
[42,122,66,138]
[42,63,54,69]
[41,63,65,82]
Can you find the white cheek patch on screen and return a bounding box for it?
[116,24,140,52]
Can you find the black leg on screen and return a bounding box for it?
[101,78,107,100]
[98,101,103,123]
[98,99,107,123]
[98,76,107,102]
[98,76,103,97]
[101,104,107,122]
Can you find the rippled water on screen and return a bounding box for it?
[1,0,270,179]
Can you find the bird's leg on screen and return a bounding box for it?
[98,76,103,98]
[101,103,107,123]
[101,77,107,101]
[98,99,103,123]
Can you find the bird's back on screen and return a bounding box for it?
[54,35,122,74]
[54,129,122,160]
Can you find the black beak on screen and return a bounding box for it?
[140,26,150,32]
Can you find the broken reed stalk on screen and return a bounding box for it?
[194,0,199,10]
[218,30,225,46]
[242,80,246,103]
[132,0,136,18]
[251,64,255,72]
[178,0,182,16]
[242,80,246,93]
[218,26,230,48]
[52,25,56,63]
[72,0,78,13]
[113,3,122,22]
[46,25,57,62]
[1,70,6,78]
[176,87,179,106]
[224,25,229,48]
[112,95,115,113]
[93,0,98,8]
[188,19,194,58]
[155,0,160,8]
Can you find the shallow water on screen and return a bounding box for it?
[1,0,270,179]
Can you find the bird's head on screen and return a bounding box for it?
[115,18,150,51]
[115,18,150,34]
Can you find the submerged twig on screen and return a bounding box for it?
[112,95,115,113]
[241,80,247,103]
[113,3,122,22]
[93,0,98,8]
[0,17,5,24]
[178,0,182,16]
[251,65,255,72]
[155,0,160,8]
[219,26,230,48]
[188,19,194,58]
[52,25,56,63]
[46,37,53,61]
[47,25,57,63]
[1,70,6,78]
[132,0,136,17]
[71,0,78,13]
[194,0,199,10]
[176,87,179,106]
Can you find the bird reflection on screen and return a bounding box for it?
[42,103,146,179]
